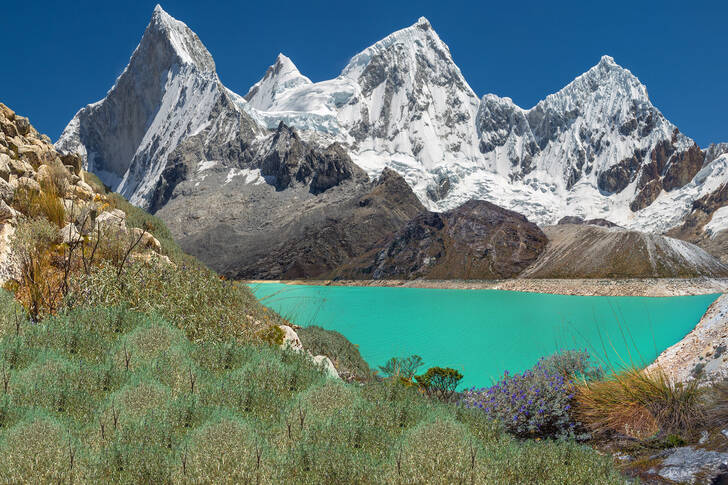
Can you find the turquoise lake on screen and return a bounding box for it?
[250,284,719,389]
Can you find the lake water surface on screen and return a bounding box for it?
[250,283,719,388]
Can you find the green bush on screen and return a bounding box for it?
[541,349,603,381]
[67,262,285,343]
[416,366,463,401]
[378,354,423,381]
[298,325,371,381]
[0,302,628,484]
[10,353,100,421]
[390,417,479,484]
[0,289,28,339]
[0,413,84,484]
[176,413,270,484]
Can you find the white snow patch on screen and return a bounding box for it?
[705,206,728,238]
[225,168,264,185]
[196,160,218,172]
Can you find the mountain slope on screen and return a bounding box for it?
[154,129,425,279]
[522,223,728,278]
[331,200,548,280]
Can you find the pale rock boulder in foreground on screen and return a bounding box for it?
[278,325,340,379]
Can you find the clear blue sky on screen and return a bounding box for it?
[1,0,725,147]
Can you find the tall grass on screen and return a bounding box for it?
[575,367,706,440]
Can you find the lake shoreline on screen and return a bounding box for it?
[244,278,728,297]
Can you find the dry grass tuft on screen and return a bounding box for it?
[706,380,728,429]
[12,186,66,228]
[575,367,706,440]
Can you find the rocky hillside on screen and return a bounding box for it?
[332,200,548,279]
[521,224,728,278]
[648,294,728,384]
[0,102,169,286]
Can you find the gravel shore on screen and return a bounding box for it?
[246,278,728,297]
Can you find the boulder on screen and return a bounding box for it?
[14,116,30,136]
[0,153,11,181]
[77,181,94,194]
[312,355,340,379]
[70,184,94,201]
[0,120,17,139]
[658,447,728,484]
[17,145,43,167]
[278,325,303,352]
[6,136,21,154]
[131,227,162,252]
[276,324,340,379]
[60,153,83,175]
[8,157,33,177]
[35,164,54,190]
[0,103,15,121]
[94,210,127,234]
[61,223,82,244]
[0,200,16,223]
[0,178,14,203]
[16,177,40,194]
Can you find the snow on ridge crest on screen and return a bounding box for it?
[244,53,312,111]
[146,4,216,72]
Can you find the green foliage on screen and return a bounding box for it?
[0,302,627,483]
[176,413,270,484]
[0,289,28,339]
[0,413,84,484]
[67,262,285,343]
[0,189,627,484]
[378,354,423,381]
[415,366,463,401]
[260,324,285,346]
[540,349,603,381]
[298,325,371,381]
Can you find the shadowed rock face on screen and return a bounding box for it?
[259,123,367,194]
[595,133,706,212]
[158,166,425,279]
[557,216,620,228]
[331,200,548,280]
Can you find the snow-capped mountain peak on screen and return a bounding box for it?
[56,5,259,207]
[147,4,216,72]
[244,53,312,110]
[334,15,481,178]
[57,8,726,239]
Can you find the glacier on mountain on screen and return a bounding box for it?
[56,5,727,235]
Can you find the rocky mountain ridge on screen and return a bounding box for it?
[54,5,728,276]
